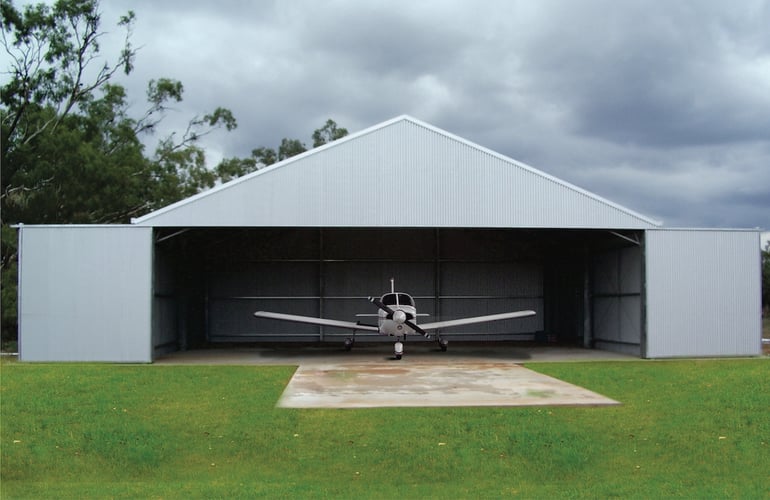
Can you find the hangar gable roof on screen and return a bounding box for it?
[132,115,661,228]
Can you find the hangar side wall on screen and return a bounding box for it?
[592,245,642,356]
[18,225,153,362]
[645,229,761,358]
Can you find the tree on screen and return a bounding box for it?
[215,156,258,184]
[249,138,307,169]
[312,118,348,147]
[216,119,348,180]
[1,0,140,345]
[145,80,236,207]
[1,0,237,344]
[1,0,137,218]
[2,1,238,223]
[1,0,135,145]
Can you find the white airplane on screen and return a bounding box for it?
[253,279,536,359]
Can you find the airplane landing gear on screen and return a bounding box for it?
[344,338,355,351]
[394,339,404,360]
[438,338,449,352]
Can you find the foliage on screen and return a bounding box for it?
[217,119,348,180]
[2,0,137,221]
[250,138,307,168]
[1,359,768,497]
[213,156,258,184]
[312,118,348,147]
[0,0,238,343]
[1,226,17,348]
[0,1,349,344]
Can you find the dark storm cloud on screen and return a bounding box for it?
[298,4,472,76]
[71,1,770,231]
[517,1,770,149]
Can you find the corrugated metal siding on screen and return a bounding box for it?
[133,116,660,229]
[645,229,761,358]
[18,225,153,362]
[153,242,178,355]
[438,261,544,335]
[205,228,545,342]
[592,246,642,356]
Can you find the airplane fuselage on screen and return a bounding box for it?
[377,292,418,337]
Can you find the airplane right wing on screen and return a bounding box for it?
[253,311,379,332]
[418,310,536,331]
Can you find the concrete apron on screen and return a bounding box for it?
[155,344,629,409]
[278,362,620,409]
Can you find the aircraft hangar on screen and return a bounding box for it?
[16,116,762,362]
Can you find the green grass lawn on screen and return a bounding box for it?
[1,358,768,498]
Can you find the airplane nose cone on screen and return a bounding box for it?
[392,310,407,324]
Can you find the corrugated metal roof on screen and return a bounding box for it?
[132,115,661,228]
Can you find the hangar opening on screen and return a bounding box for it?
[152,227,644,358]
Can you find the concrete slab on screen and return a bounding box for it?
[278,362,620,409]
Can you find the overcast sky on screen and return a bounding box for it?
[85,1,770,231]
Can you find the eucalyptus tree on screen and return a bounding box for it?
[312,118,348,147]
[0,0,236,343]
[217,119,349,181]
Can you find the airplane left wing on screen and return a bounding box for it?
[418,310,536,331]
[253,311,379,332]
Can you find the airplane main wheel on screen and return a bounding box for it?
[395,354,402,360]
[439,339,449,352]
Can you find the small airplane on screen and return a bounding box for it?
[253,279,536,359]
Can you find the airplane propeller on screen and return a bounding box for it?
[368,296,393,316]
[368,296,427,336]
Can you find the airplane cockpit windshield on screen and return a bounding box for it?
[382,293,414,307]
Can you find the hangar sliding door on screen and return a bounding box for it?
[18,225,153,362]
[645,229,761,358]
[591,245,643,356]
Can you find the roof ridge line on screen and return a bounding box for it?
[133,115,661,227]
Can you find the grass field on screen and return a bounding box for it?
[1,358,768,498]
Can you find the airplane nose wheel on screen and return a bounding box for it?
[394,339,404,360]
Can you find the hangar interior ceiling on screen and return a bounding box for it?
[152,227,643,357]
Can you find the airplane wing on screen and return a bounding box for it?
[253,311,380,332]
[355,313,430,317]
[417,310,536,331]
